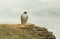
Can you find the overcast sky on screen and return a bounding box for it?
[0,0,60,39]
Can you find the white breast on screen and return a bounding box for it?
[21,14,28,24]
[22,14,28,18]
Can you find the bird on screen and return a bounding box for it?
[21,11,28,24]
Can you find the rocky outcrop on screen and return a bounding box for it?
[0,24,56,39]
[18,24,56,39]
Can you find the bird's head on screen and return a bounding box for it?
[23,11,27,14]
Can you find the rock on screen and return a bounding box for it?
[0,24,56,39]
[18,24,56,39]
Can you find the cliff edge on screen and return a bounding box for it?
[0,24,56,39]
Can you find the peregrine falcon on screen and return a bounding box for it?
[21,11,28,24]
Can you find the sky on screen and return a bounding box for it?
[0,0,60,39]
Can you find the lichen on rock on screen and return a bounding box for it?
[18,24,56,39]
[0,24,56,39]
